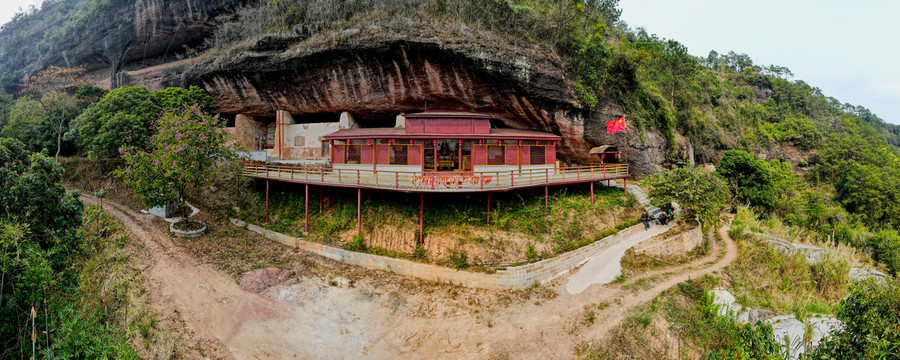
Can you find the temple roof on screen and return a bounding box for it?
[324,127,561,141]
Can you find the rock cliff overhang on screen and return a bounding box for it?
[185,28,597,162]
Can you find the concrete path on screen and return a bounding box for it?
[565,222,674,294]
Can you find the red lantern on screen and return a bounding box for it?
[615,153,619,159]
[388,139,392,144]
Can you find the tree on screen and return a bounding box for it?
[645,166,730,227]
[18,66,85,96]
[716,150,778,211]
[0,138,84,351]
[71,85,213,158]
[1,96,46,152]
[0,138,83,243]
[40,91,80,161]
[71,86,161,158]
[115,105,242,218]
[151,85,212,111]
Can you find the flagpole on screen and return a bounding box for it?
[623,116,627,165]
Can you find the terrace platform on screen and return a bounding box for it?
[242,163,629,193]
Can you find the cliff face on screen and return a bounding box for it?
[0,0,243,87]
[177,26,678,174]
[4,3,678,175]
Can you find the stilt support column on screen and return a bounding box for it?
[590,181,595,205]
[624,178,628,195]
[265,180,270,224]
[304,184,309,233]
[486,193,491,225]
[357,188,362,235]
[419,193,424,244]
[544,186,548,208]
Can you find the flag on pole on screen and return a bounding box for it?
[606,116,625,134]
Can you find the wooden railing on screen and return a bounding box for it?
[241,163,628,192]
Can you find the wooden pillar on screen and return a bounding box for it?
[236,177,240,201]
[624,178,628,195]
[319,187,323,213]
[486,192,491,225]
[590,181,594,205]
[357,188,362,235]
[265,180,270,224]
[304,184,309,233]
[419,193,424,244]
[545,186,548,208]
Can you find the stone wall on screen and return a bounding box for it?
[231,218,640,290]
[632,225,703,257]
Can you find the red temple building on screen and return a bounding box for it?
[238,110,629,238]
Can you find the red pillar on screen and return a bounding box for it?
[486,192,491,225]
[545,186,548,207]
[357,188,362,235]
[304,184,309,233]
[624,178,628,195]
[590,181,594,205]
[265,180,270,224]
[319,187,323,213]
[419,193,424,244]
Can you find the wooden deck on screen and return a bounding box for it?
[242,163,628,193]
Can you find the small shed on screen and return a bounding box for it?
[589,146,621,164]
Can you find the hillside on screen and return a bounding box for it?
[3,0,897,175]
[2,1,900,358]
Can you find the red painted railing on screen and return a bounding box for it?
[241,163,628,193]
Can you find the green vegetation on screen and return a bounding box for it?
[0,139,142,357]
[581,275,782,359]
[71,85,212,158]
[115,105,241,218]
[645,166,729,227]
[811,278,900,359]
[234,185,640,266]
[728,208,851,315]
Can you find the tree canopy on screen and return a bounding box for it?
[115,105,241,217]
[645,166,730,227]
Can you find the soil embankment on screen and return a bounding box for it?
[81,192,737,358]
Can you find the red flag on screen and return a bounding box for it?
[606,116,625,134]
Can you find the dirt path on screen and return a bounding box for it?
[80,193,403,359]
[83,191,738,359]
[588,222,738,338]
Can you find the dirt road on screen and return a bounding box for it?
[82,193,738,359]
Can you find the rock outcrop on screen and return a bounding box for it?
[5,3,686,175]
[0,0,243,87]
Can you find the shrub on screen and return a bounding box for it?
[811,278,900,359]
[346,234,367,252]
[449,248,468,270]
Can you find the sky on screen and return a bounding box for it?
[0,0,42,27]
[619,0,900,124]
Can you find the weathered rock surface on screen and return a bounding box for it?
[744,230,825,264]
[239,267,293,293]
[0,0,242,87]
[6,5,689,174]
[849,267,887,281]
[712,287,843,359]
